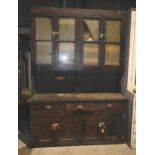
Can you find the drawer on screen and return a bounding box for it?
[31,104,65,112]
[95,102,125,111]
[66,103,95,111]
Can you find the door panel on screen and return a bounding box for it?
[59,43,75,65]
[32,115,58,145]
[58,112,81,145]
[83,43,99,65]
[104,44,120,65]
[35,17,52,40]
[36,42,52,64]
[83,19,99,42]
[59,18,75,41]
[97,111,125,142]
[105,20,121,42]
[82,112,100,143]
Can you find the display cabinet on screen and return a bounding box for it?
[31,7,128,93]
[27,7,128,147]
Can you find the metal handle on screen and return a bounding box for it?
[55,76,65,80]
[45,105,52,109]
[107,103,113,108]
[50,123,60,132]
[77,105,83,110]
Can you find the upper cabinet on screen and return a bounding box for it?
[31,8,128,93]
[32,8,127,70]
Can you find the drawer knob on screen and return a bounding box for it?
[45,105,52,109]
[77,105,83,110]
[107,104,113,108]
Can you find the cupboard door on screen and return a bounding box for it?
[97,111,125,143]
[58,112,81,145]
[30,114,59,146]
[82,112,100,143]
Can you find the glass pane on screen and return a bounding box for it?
[105,20,121,42]
[83,19,99,41]
[36,17,52,40]
[84,43,98,65]
[59,18,75,41]
[36,42,52,64]
[59,43,75,64]
[105,44,120,65]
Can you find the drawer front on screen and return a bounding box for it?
[31,104,65,112]
[95,102,125,111]
[66,103,95,111]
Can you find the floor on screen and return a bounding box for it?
[18,139,136,155]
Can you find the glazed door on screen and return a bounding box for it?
[34,17,76,68]
[81,17,122,67]
[34,16,122,68]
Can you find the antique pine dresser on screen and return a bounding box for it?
[27,7,128,147]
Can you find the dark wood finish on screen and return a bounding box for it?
[28,7,129,148]
[31,7,128,93]
[28,93,127,147]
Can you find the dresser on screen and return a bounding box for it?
[27,7,129,147]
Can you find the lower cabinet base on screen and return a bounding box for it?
[28,93,127,148]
